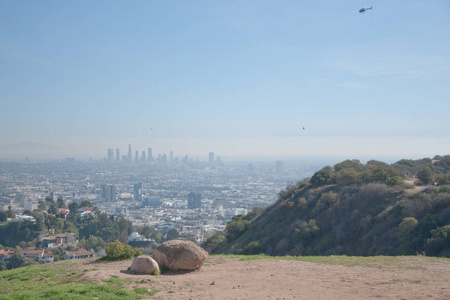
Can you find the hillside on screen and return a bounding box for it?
[204,156,450,257]
[1,255,450,299]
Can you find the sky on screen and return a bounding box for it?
[1,0,449,161]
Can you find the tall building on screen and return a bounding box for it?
[127,145,132,162]
[187,192,202,209]
[101,184,116,202]
[170,151,173,162]
[276,160,283,173]
[116,149,120,163]
[147,148,153,161]
[141,151,146,162]
[209,152,215,163]
[107,149,114,162]
[134,183,142,202]
[135,151,139,162]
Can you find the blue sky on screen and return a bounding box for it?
[1,0,449,160]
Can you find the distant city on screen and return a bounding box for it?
[0,148,321,243]
[104,144,223,166]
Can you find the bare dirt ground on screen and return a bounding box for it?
[73,256,450,300]
[403,179,432,195]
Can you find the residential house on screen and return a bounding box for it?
[41,233,77,249]
[57,208,70,219]
[0,250,14,263]
[0,249,54,263]
[62,250,95,260]
[78,207,95,220]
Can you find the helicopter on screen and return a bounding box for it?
[359,6,372,13]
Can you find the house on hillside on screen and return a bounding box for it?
[0,250,14,263]
[12,215,36,222]
[128,232,151,242]
[21,250,54,262]
[0,249,54,263]
[62,250,95,260]
[78,207,95,220]
[40,232,77,249]
[41,253,54,262]
[57,208,70,219]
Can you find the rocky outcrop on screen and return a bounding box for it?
[152,240,208,271]
[130,256,160,275]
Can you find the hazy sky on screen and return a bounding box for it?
[1,1,449,160]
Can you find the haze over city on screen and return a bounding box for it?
[1,1,449,161]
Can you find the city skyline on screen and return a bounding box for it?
[1,1,449,161]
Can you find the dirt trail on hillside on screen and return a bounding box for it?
[73,256,450,300]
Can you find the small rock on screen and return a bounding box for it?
[130,256,160,275]
[140,279,152,283]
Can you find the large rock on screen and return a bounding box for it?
[130,256,160,275]
[152,240,208,271]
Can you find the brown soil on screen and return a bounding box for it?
[72,256,450,299]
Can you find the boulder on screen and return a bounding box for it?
[130,256,160,275]
[152,240,208,271]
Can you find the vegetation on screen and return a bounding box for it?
[0,201,141,248]
[0,262,156,299]
[104,240,143,260]
[204,156,450,258]
[212,254,449,268]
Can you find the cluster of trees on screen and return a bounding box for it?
[0,246,36,270]
[0,198,148,256]
[0,207,15,222]
[309,156,450,188]
[0,194,181,269]
[204,157,450,258]
[393,155,450,184]
[310,159,404,187]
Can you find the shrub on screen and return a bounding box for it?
[104,240,142,259]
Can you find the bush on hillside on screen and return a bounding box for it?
[105,240,142,259]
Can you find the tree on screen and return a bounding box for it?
[45,215,64,233]
[203,232,226,253]
[57,197,66,208]
[140,225,162,242]
[80,235,106,252]
[397,217,419,254]
[68,202,79,214]
[425,225,450,256]
[47,202,58,215]
[418,167,433,185]
[63,221,78,235]
[310,168,335,187]
[0,210,7,222]
[8,246,25,270]
[6,206,15,218]
[98,227,119,242]
[45,197,55,205]
[225,215,249,241]
[67,202,79,223]
[166,228,179,240]
[334,159,363,172]
[38,200,46,211]
[79,200,92,208]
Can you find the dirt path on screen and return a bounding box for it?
[403,179,432,195]
[74,256,450,300]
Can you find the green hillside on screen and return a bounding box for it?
[204,156,450,257]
